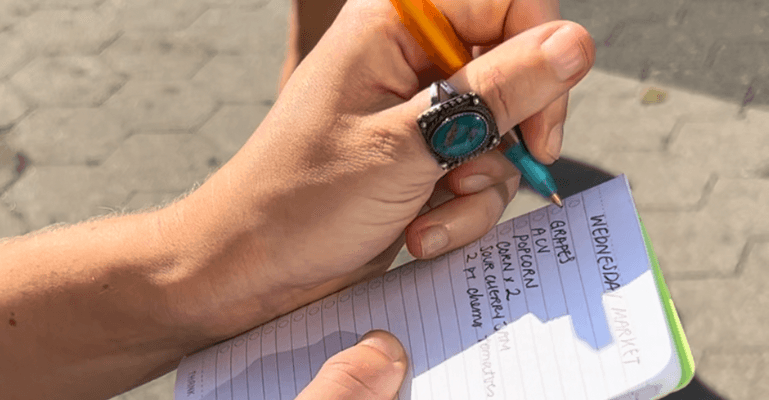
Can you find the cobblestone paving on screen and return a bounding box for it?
[562,0,769,109]
[0,0,766,398]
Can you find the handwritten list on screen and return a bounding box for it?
[175,176,675,400]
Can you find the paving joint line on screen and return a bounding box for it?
[661,116,688,150]
[635,173,718,213]
[667,233,769,281]
[600,15,666,48]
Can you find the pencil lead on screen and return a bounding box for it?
[550,193,563,208]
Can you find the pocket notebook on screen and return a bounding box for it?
[174,175,695,400]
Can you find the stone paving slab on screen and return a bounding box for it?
[107,0,210,32]
[198,104,271,155]
[10,56,126,107]
[4,165,131,228]
[0,0,766,398]
[15,8,121,55]
[7,107,128,165]
[0,0,34,31]
[562,0,769,108]
[99,133,224,193]
[101,31,214,80]
[103,80,218,131]
[0,82,28,128]
[193,55,282,104]
[673,242,769,398]
[0,30,30,79]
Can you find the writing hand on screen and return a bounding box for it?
[161,0,594,338]
[0,1,592,397]
[296,330,408,400]
[284,0,571,165]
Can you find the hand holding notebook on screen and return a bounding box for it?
[175,176,694,400]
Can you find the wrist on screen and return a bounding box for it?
[155,169,374,340]
[152,173,298,338]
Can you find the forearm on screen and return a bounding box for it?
[0,210,217,400]
[0,158,366,400]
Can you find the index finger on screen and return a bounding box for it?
[505,0,561,37]
[431,0,561,44]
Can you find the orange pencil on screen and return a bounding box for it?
[389,0,471,77]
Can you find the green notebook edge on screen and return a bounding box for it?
[639,219,696,391]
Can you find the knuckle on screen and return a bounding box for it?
[322,358,380,396]
[362,119,416,164]
[326,114,403,170]
[505,175,521,203]
[475,64,512,124]
[482,189,505,231]
[360,114,439,175]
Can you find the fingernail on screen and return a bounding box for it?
[460,174,494,193]
[547,123,563,161]
[359,331,405,363]
[420,225,449,258]
[542,25,585,81]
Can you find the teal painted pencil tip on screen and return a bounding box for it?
[502,140,562,207]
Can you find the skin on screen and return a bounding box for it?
[282,0,569,165]
[0,0,593,399]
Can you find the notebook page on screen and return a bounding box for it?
[174,175,680,400]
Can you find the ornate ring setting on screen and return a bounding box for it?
[417,80,500,170]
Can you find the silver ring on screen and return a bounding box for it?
[417,80,500,169]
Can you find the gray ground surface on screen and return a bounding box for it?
[0,0,766,398]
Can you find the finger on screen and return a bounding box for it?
[505,0,567,164]
[396,20,594,156]
[520,91,568,163]
[296,330,408,400]
[503,0,569,164]
[445,150,520,195]
[425,0,561,45]
[463,71,568,165]
[472,0,565,164]
[425,0,552,44]
[405,176,520,259]
[425,148,520,210]
[471,53,570,164]
[505,0,561,36]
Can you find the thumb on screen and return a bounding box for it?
[296,330,409,400]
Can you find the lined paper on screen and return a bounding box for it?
[175,176,681,400]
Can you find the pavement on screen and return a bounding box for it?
[0,0,766,399]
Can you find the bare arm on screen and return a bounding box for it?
[0,210,215,400]
[0,156,378,400]
[0,0,594,397]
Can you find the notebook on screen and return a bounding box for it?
[174,175,695,400]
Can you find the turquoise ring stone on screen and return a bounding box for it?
[431,112,489,158]
[417,81,500,170]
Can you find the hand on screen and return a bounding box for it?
[297,330,408,400]
[283,0,569,166]
[0,1,593,397]
[163,0,595,337]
